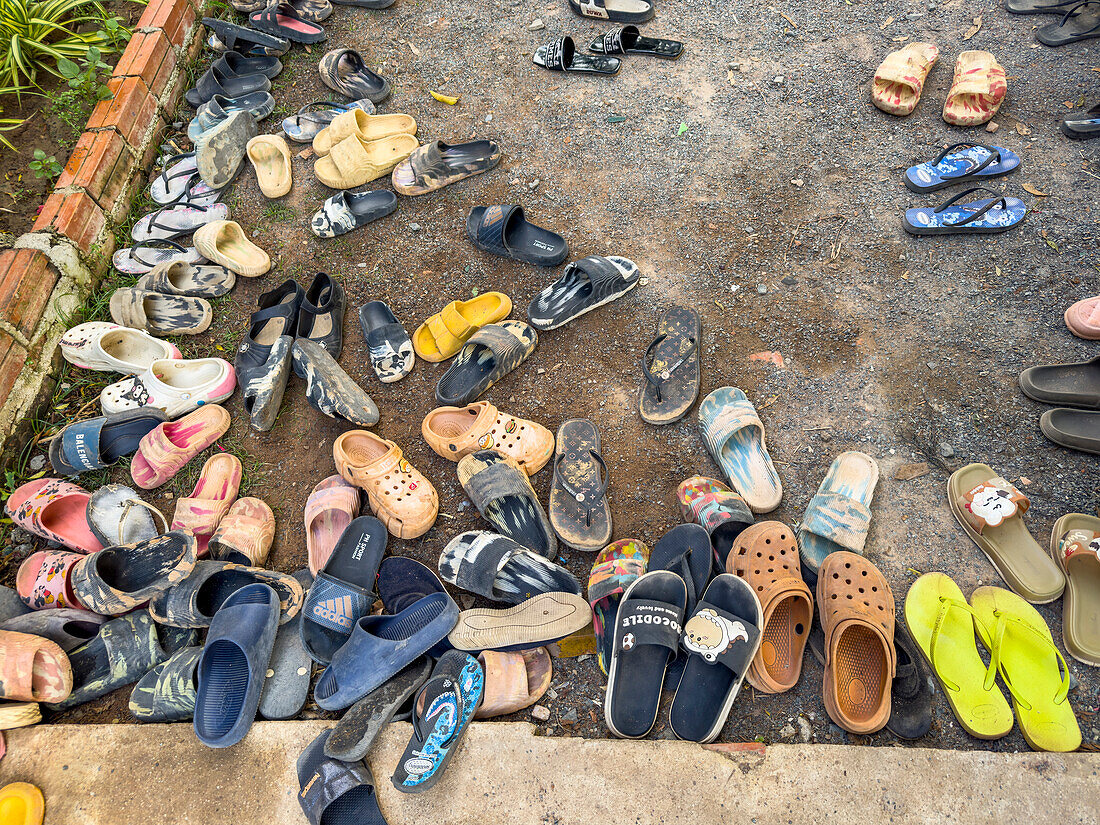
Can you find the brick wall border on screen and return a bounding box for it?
[0,0,205,459]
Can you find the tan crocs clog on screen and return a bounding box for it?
[871,42,939,116]
[942,50,1006,127]
[421,401,554,475]
[314,133,419,189]
[333,430,438,539]
[817,551,895,734]
[948,463,1065,604]
[312,109,417,156]
[725,521,813,694]
[193,220,271,277]
[246,135,292,198]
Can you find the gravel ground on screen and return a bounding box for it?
[11,0,1100,750]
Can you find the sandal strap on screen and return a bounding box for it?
[681,600,760,673]
[642,332,698,399]
[933,186,1009,228]
[800,491,872,553]
[932,142,1001,179]
[928,596,997,694]
[989,610,1071,709]
[700,397,761,459]
[553,448,608,506]
[617,598,683,655]
[956,476,1029,534]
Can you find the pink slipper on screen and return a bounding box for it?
[209,497,275,566]
[304,475,360,575]
[16,551,84,610]
[4,479,103,553]
[171,452,242,557]
[130,404,232,489]
[1065,296,1100,340]
[0,629,72,703]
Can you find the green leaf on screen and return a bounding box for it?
[677,122,689,136]
[56,56,80,78]
[33,148,45,160]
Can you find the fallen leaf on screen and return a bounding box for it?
[748,351,785,368]
[296,148,314,160]
[430,90,459,104]
[985,121,999,133]
[1018,476,1032,485]
[1022,183,1049,197]
[891,35,909,42]
[880,16,894,28]
[963,15,982,40]
[759,394,779,409]
[1064,100,1076,109]
[407,42,420,56]
[894,462,930,481]
[1044,237,1061,252]
[677,122,689,136]
[1014,121,1031,136]
[778,11,797,27]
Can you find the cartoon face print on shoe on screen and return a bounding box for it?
[963,482,1025,528]
[682,608,749,663]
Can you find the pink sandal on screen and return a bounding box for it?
[170,453,242,556]
[209,497,275,566]
[1065,296,1100,340]
[4,479,103,553]
[0,629,72,703]
[130,404,232,489]
[16,551,84,610]
[304,475,360,575]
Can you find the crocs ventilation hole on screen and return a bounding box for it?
[795,623,804,634]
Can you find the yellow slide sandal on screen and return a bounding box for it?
[1050,513,1100,666]
[314,133,418,190]
[312,109,417,156]
[970,586,1081,753]
[0,782,44,825]
[413,293,513,362]
[904,572,1013,740]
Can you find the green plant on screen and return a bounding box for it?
[28,148,60,180]
[47,46,114,139]
[0,0,132,96]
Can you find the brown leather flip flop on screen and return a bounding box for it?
[724,521,813,694]
[474,647,552,718]
[816,550,895,734]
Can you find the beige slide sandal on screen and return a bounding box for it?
[246,135,292,198]
[193,220,271,277]
[1050,513,1100,665]
[871,42,939,116]
[312,109,417,156]
[315,133,419,189]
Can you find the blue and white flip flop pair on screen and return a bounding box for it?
[902,143,1028,235]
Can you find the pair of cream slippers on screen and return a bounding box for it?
[311,109,419,189]
[872,44,1007,126]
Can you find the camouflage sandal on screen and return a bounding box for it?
[148,560,304,628]
[392,139,502,196]
[434,321,538,406]
[129,645,201,722]
[456,451,557,558]
[677,476,754,567]
[71,531,198,615]
[549,419,612,552]
[639,305,701,424]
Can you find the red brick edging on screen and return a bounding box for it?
[0,0,204,449]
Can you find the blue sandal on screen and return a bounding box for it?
[904,187,1027,236]
[49,409,167,475]
[904,143,1020,194]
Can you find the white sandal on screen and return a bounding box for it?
[101,358,237,418]
[60,322,181,375]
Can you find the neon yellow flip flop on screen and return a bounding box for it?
[903,572,1013,740]
[970,586,1082,753]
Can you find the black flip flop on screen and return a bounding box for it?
[185,64,272,108]
[297,730,386,825]
[668,574,762,743]
[359,300,414,383]
[250,2,327,44]
[1019,355,1100,408]
[649,524,713,617]
[300,516,386,664]
[588,25,683,59]
[886,624,933,740]
[1036,0,1100,45]
[1006,0,1080,11]
[324,656,432,762]
[568,0,654,24]
[549,418,612,552]
[466,205,568,266]
[639,306,701,425]
[1040,408,1100,454]
[534,36,621,75]
[604,570,687,738]
[202,18,291,55]
[1062,101,1100,140]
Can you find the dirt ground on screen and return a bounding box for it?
[8,0,1100,750]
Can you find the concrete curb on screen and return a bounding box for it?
[0,721,1097,824]
[0,0,205,457]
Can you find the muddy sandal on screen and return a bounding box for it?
[797,451,879,584]
[724,521,813,694]
[391,651,483,793]
[300,516,386,664]
[0,609,105,653]
[86,484,167,547]
[1049,514,1100,665]
[305,476,361,576]
[109,288,212,336]
[259,568,314,721]
[942,51,1006,126]
[1019,354,1100,409]
[904,572,1013,739]
[527,256,640,330]
[439,531,580,604]
[250,2,327,43]
[150,560,303,628]
[292,339,379,427]
[588,25,683,58]
[131,405,233,490]
[318,48,390,102]
[698,387,782,513]
[475,647,551,718]
[71,531,197,615]
[457,450,556,557]
[298,730,386,824]
[128,645,201,722]
[970,586,1081,752]
[588,539,649,675]
[886,626,933,740]
[137,260,235,298]
[49,408,167,476]
[435,321,538,406]
[676,476,754,567]
[168,452,241,556]
[392,139,502,195]
[870,42,938,117]
[904,143,1021,194]
[208,497,275,566]
[5,478,103,553]
[670,574,763,742]
[604,570,686,738]
[534,36,621,75]
[0,630,72,703]
[639,306,701,424]
[549,418,612,551]
[948,464,1065,603]
[466,204,569,266]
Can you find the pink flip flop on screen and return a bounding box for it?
[304,475,360,575]
[4,479,103,553]
[130,404,232,489]
[0,629,73,703]
[171,452,243,557]
[1065,296,1100,340]
[16,551,84,610]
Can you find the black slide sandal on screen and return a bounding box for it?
[202,18,290,54]
[1061,101,1100,139]
[1018,354,1100,408]
[1040,408,1100,454]
[534,36,621,75]
[639,305,701,425]
[457,450,557,558]
[669,575,762,743]
[1006,0,1079,11]
[466,205,569,266]
[250,2,327,44]
[588,26,684,59]
[359,300,414,383]
[604,570,686,738]
[299,516,386,664]
[1036,0,1100,44]
[297,730,386,825]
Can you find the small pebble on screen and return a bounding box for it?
[409,223,422,232]
[531,705,551,721]
[529,18,545,30]
[756,284,767,295]
[939,442,955,458]
[782,276,797,286]
[485,114,493,123]
[772,75,785,86]
[28,455,45,472]
[529,179,540,190]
